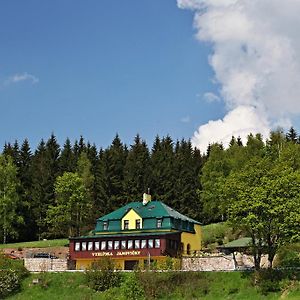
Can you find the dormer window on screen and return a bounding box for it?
[103,221,108,230]
[124,220,129,230]
[156,218,162,228]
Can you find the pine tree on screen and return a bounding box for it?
[94,148,109,216]
[103,134,127,210]
[286,126,297,143]
[30,140,53,239]
[123,134,151,202]
[59,138,76,173]
[16,139,35,241]
[237,136,243,146]
[150,135,175,206]
[173,139,201,218]
[2,143,14,159]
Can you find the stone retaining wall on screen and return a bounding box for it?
[182,255,236,271]
[24,258,69,272]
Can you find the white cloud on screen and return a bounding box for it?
[192,105,270,151]
[203,92,221,103]
[4,72,39,85]
[178,0,300,152]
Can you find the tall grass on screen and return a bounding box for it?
[0,239,69,249]
[7,272,300,300]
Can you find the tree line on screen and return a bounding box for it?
[0,134,202,243]
[201,127,300,268]
[1,126,300,267]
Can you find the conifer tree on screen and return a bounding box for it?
[173,139,201,218]
[59,138,76,173]
[30,140,53,239]
[103,134,127,210]
[123,135,151,202]
[94,148,109,215]
[286,126,297,143]
[150,135,175,206]
[16,139,35,241]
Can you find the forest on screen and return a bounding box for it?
[0,128,299,255]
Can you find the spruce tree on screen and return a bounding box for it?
[16,139,35,241]
[30,140,53,239]
[173,139,200,218]
[94,148,109,216]
[150,135,175,206]
[59,138,76,173]
[123,134,151,202]
[286,126,297,143]
[103,134,127,210]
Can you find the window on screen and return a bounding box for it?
[187,243,191,255]
[108,241,113,250]
[121,240,126,249]
[128,240,133,249]
[148,239,154,248]
[124,220,129,230]
[75,242,80,251]
[156,218,162,228]
[136,219,141,229]
[141,240,147,248]
[134,240,140,249]
[95,242,100,251]
[103,221,108,230]
[169,240,174,249]
[114,240,120,250]
[101,241,106,250]
[174,241,178,250]
[82,242,87,251]
[154,239,160,248]
[88,242,93,251]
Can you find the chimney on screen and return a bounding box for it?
[143,191,151,206]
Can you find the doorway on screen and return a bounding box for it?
[124,260,139,270]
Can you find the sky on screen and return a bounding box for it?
[1,0,300,153]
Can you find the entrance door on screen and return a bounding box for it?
[124,260,139,270]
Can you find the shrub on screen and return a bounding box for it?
[121,273,145,300]
[85,258,121,292]
[275,244,300,268]
[0,252,29,279]
[252,269,282,295]
[0,269,20,298]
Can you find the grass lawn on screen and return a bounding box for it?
[0,239,69,249]
[7,271,300,300]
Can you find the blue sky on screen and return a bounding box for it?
[0,0,225,150]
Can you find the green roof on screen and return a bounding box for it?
[70,231,180,240]
[221,237,252,249]
[98,201,201,225]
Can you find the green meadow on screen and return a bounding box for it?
[7,271,300,300]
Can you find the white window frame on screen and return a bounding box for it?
[75,242,80,251]
[95,241,100,251]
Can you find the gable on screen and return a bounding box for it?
[121,208,142,230]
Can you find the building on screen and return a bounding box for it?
[69,194,202,270]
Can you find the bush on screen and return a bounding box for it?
[136,271,210,299]
[0,269,20,298]
[275,244,300,268]
[85,258,121,292]
[202,222,237,248]
[121,273,144,300]
[252,269,282,295]
[0,252,29,279]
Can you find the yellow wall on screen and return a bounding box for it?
[75,256,179,270]
[121,209,142,230]
[181,224,202,255]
